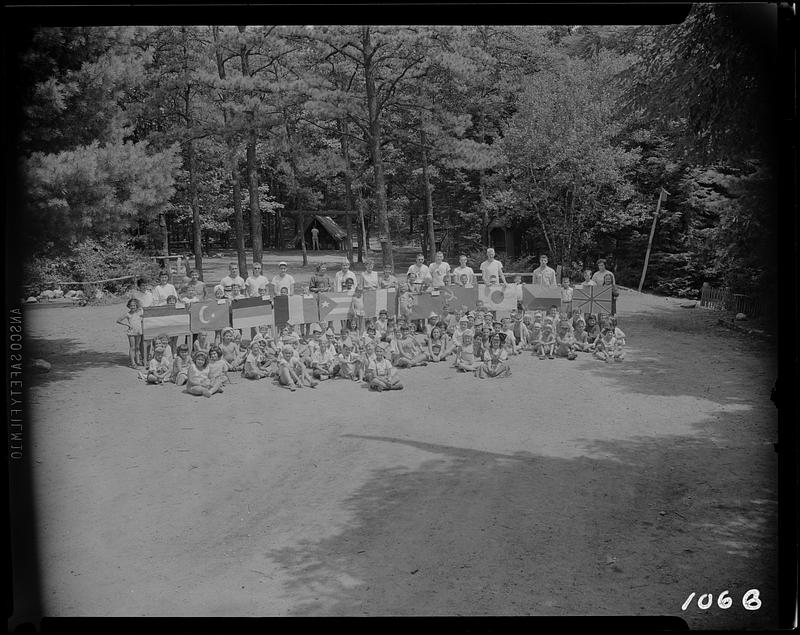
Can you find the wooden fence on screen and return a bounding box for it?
[700,283,763,316]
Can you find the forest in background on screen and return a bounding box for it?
[11,6,779,301]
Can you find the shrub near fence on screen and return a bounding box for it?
[700,282,763,317]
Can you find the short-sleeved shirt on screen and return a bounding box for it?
[245,275,269,297]
[152,283,178,306]
[309,273,332,293]
[429,262,451,288]
[479,259,504,284]
[149,355,171,375]
[592,270,616,286]
[368,358,393,378]
[334,270,358,293]
[532,266,557,286]
[360,270,379,290]
[311,228,319,237]
[180,280,206,302]
[406,264,431,290]
[271,274,295,295]
[220,275,245,290]
[453,266,475,285]
[131,289,154,308]
[379,274,398,289]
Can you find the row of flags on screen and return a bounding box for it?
[142,284,613,339]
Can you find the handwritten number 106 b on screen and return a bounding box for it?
[682,589,761,611]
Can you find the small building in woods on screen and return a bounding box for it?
[293,214,348,250]
[487,218,523,260]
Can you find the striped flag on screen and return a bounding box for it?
[231,297,274,330]
[273,294,320,326]
[521,284,563,312]
[362,289,397,318]
[572,284,613,315]
[142,305,190,339]
[189,299,231,333]
[478,284,517,312]
[317,292,353,322]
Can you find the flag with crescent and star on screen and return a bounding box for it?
[273,294,319,326]
[142,305,191,339]
[317,292,353,322]
[572,284,613,315]
[231,297,274,330]
[520,284,563,312]
[189,299,231,333]
[478,284,517,312]
[362,289,397,318]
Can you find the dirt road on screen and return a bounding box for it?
[18,289,779,628]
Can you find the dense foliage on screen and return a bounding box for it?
[11,11,779,300]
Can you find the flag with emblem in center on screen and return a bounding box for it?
[189,299,231,333]
[438,285,478,313]
[478,284,517,312]
[142,305,191,339]
[231,297,274,330]
[521,284,563,312]
[362,288,397,318]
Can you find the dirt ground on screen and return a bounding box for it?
[18,288,780,628]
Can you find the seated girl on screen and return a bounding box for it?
[146,343,172,384]
[186,350,222,397]
[476,333,511,378]
[426,325,449,362]
[540,323,557,359]
[453,330,481,373]
[393,324,429,368]
[170,344,191,386]
[207,345,230,390]
[555,321,578,360]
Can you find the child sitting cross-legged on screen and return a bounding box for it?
[555,320,578,360]
[367,345,403,391]
[146,342,172,384]
[453,330,481,373]
[476,333,512,378]
[170,344,191,386]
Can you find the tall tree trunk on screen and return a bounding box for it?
[213,25,247,276]
[339,119,355,263]
[187,140,203,278]
[283,115,306,266]
[238,26,263,264]
[362,27,393,269]
[420,128,436,262]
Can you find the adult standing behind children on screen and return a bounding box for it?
[479,248,507,286]
[453,255,476,286]
[310,262,332,293]
[407,253,431,292]
[271,261,295,296]
[245,262,269,297]
[334,260,358,292]
[131,278,154,308]
[531,254,558,287]
[360,259,379,290]
[591,258,616,286]
[429,251,451,289]
[180,269,207,304]
[152,270,178,306]
[220,263,245,294]
[379,264,398,289]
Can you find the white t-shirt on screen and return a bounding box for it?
[592,270,616,286]
[245,274,269,297]
[429,261,451,288]
[452,265,475,286]
[406,264,431,291]
[152,283,178,306]
[271,274,295,295]
[479,259,504,284]
[360,270,379,290]
[220,275,245,290]
[334,270,358,293]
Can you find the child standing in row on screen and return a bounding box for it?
[117,298,144,368]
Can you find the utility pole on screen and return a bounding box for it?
[638,187,669,293]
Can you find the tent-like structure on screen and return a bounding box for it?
[295,215,348,250]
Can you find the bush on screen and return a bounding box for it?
[24,236,162,297]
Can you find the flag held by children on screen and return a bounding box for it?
[362,289,397,318]
[231,297,274,330]
[317,292,352,322]
[521,284,563,311]
[572,284,613,315]
[143,305,191,339]
[190,299,231,333]
[439,286,478,314]
[273,294,320,326]
[478,284,517,312]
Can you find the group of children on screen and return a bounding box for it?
[118,293,627,396]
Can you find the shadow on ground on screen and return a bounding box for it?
[24,336,130,387]
[264,431,777,628]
